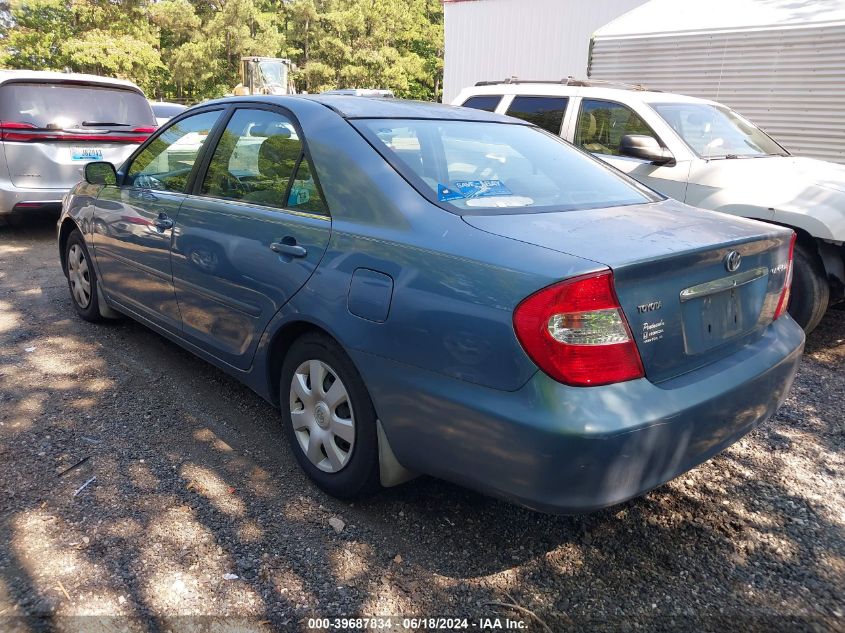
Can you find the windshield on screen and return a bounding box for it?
[258,61,287,87]
[0,82,155,128]
[650,102,787,159]
[354,119,658,214]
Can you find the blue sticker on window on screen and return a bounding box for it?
[288,182,311,206]
[453,179,512,199]
[437,183,464,201]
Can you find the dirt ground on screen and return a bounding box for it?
[1,213,843,632]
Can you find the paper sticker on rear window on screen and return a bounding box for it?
[453,179,512,199]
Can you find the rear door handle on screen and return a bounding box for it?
[270,241,307,258]
[154,213,174,231]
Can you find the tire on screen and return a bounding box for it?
[64,229,104,323]
[788,242,829,334]
[280,332,381,499]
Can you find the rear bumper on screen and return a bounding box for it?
[0,181,65,214]
[354,316,805,514]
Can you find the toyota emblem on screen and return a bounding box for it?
[724,251,742,272]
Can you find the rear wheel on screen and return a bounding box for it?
[788,242,829,333]
[65,230,103,323]
[280,333,381,498]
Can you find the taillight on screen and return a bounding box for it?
[0,121,39,141]
[773,232,797,320]
[126,127,155,143]
[0,121,152,143]
[513,271,645,387]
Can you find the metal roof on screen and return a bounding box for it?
[596,0,845,37]
[0,69,142,90]
[591,0,845,163]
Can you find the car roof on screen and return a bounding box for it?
[459,82,720,106]
[202,94,527,123]
[305,95,525,122]
[0,69,143,91]
[149,101,187,111]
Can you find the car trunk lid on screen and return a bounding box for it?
[463,200,793,383]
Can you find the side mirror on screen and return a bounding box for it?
[619,134,675,166]
[84,161,118,186]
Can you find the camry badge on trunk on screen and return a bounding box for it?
[725,251,742,272]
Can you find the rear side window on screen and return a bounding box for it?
[460,95,502,112]
[0,82,155,128]
[201,108,328,215]
[287,155,327,215]
[506,96,568,135]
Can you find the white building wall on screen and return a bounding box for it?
[590,0,845,163]
[442,0,646,104]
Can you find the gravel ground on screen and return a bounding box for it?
[1,214,843,632]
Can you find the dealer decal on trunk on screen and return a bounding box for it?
[642,320,665,344]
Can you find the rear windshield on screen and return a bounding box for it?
[354,118,658,214]
[151,103,187,119]
[0,82,155,129]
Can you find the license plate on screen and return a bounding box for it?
[71,147,103,161]
[700,288,743,340]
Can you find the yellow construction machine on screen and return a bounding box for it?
[232,57,295,96]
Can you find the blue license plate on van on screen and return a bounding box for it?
[71,148,103,161]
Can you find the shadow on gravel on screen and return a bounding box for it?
[1,214,843,632]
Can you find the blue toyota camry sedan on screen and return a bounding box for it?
[58,96,804,513]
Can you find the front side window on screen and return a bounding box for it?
[201,108,327,215]
[460,95,502,112]
[506,96,568,135]
[354,118,657,214]
[126,110,221,192]
[650,102,787,158]
[575,99,656,156]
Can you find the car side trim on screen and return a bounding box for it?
[99,249,173,283]
[180,193,331,223]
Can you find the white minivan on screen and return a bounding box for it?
[0,70,156,216]
[453,79,845,333]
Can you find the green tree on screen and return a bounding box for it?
[0,0,73,70]
[0,0,444,103]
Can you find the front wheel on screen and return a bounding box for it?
[65,230,103,323]
[788,242,829,333]
[280,333,381,499]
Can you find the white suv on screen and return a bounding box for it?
[0,70,156,216]
[453,79,845,333]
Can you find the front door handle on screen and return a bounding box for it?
[153,213,174,231]
[270,241,307,258]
